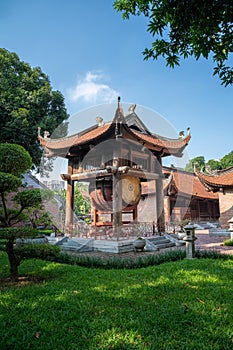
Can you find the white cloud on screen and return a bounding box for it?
[68,71,119,104]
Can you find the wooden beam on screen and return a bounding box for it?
[60,173,71,181]
[125,168,159,180]
[71,169,111,181]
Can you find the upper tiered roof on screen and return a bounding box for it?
[38,99,191,159]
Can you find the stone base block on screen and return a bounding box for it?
[93,239,134,253]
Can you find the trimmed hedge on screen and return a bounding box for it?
[14,243,61,261]
[48,249,233,270]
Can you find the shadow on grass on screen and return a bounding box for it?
[1,251,233,349]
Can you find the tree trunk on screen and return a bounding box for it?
[6,239,20,281]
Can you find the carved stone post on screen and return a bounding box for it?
[228,217,233,241]
[183,223,197,259]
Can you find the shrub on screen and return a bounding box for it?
[195,249,233,260]
[51,249,186,269]
[222,239,233,246]
[14,243,61,261]
[38,229,54,236]
[48,249,233,270]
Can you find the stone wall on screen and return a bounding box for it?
[219,190,233,228]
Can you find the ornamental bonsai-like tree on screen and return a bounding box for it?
[0,143,59,280]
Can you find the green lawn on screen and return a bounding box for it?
[1,251,233,349]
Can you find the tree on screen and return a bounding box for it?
[205,159,222,171]
[185,151,233,173]
[114,1,233,86]
[21,189,54,228]
[0,48,69,170]
[0,143,58,280]
[185,156,205,173]
[74,182,91,217]
[54,182,91,219]
[220,150,233,168]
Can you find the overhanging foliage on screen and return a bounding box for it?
[114,0,233,86]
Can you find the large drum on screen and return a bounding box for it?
[89,175,141,211]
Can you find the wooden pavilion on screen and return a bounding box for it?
[38,98,191,237]
[138,167,219,225]
[163,167,219,223]
[195,166,233,228]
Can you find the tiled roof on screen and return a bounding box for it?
[195,167,233,190]
[131,130,191,154]
[38,121,190,158]
[38,123,112,156]
[141,169,218,199]
[163,169,218,199]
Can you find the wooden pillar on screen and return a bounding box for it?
[65,160,74,234]
[92,206,98,226]
[197,200,200,221]
[112,172,122,240]
[207,200,212,220]
[164,196,171,225]
[155,156,165,234]
[133,205,138,222]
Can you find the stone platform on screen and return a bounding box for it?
[93,239,135,253]
[51,234,183,254]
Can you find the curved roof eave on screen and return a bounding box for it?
[38,106,191,158]
[194,167,233,190]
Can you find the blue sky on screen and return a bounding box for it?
[1,0,233,165]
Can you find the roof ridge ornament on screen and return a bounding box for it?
[128,103,136,114]
[114,96,125,122]
[44,131,50,139]
[114,96,125,139]
[96,116,104,127]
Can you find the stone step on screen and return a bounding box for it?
[154,242,175,249]
[147,235,176,250]
[164,233,185,247]
[149,237,171,244]
[209,230,230,237]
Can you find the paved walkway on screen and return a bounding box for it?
[195,233,233,255]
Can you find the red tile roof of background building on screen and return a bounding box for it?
[195,166,233,190]
[163,169,218,199]
[141,168,218,199]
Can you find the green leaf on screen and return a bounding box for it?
[113,0,233,86]
[0,172,21,193]
[0,226,38,239]
[0,48,69,170]
[13,189,44,209]
[0,143,32,176]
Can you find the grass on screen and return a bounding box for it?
[1,251,233,349]
[37,229,54,236]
